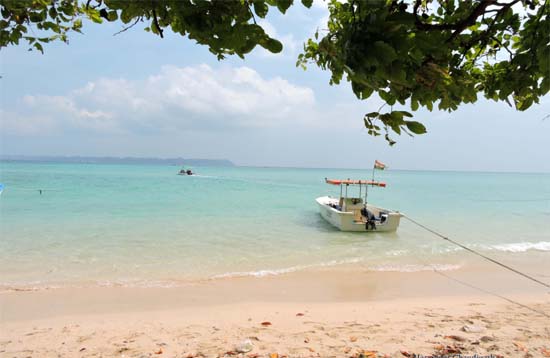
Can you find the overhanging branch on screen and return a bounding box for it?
[151,3,164,38]
[413,0,522,43]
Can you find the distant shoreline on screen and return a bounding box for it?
[0,155,235,167]
[3,156,550,173]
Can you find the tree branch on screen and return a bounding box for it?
[491,35,513,59]
[412,0,524,44]
[413,0,421,18]
[152,4,164,38]
[247,4,257,25]
[85,0,102,10]
[113,16,141,36]
[467,1,520,66]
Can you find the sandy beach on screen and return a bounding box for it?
[2,263,549,358]
[3,0,550,355]
[3,0,550,352]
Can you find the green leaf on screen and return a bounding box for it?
[262,38,283,53]
[107,11,118,22]
[301,0,313,7]
[33,42,44,53]
[276,0,292,13]
[405,121,427,134]
[379,90,396,105]
[88,10,103,24]
[48,7,58,20]
[253,1,269,18]
[73,19,82,31]
[240,40,257,54]
[120,5,142,24]
[373,41,397,63]
[540,77,550,95]
[389,111,404,123]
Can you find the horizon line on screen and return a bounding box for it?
[1,155,549,175]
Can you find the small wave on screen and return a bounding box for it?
[490,241,550,253]
[212,267,302,279]
[0,258,367,290]
[369,263,461,272]
[385,249,408,257]
[192,175,218,179]
[210,258,364,279]
[96,279,183,288]
[0,279,187,291]
[0,282,65,292]
[473,198,550,202]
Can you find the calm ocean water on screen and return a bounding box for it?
[1,162,549,289]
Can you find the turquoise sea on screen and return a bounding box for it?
[0,162,549,289]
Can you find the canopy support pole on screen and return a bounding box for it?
[344,184,348,211]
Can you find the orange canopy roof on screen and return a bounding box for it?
[325,179,386,187]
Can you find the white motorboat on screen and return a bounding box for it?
[316,179,402,232]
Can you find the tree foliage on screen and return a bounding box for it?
[0,0,312,59]
[298,0,549,143]
[1,0,548,144]
[1,0,82,53]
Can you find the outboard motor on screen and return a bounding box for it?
[366,218,376,230]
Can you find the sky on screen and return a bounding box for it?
[1,2,549,172]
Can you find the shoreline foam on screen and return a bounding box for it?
[3,247,549,291]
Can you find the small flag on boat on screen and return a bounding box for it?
[374,160,386,170]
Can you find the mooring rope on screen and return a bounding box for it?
[413,253,550,318]
[402,214,550,318]
[402,214,550,290]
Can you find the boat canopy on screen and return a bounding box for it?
[325,179,386,187]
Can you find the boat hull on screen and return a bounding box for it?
[316,196,401,232]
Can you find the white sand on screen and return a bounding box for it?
[1,266,549,357]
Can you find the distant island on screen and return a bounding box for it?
[0,155,235,167]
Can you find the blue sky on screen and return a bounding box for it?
[1,2,549,172]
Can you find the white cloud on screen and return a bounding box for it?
[3,64,316,136]
[0,109,57,135]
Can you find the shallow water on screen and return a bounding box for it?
[0,162,549,288]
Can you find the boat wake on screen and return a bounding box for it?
[190,174,219,179]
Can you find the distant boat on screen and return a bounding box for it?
[177,167,194,176]
[316,179,402,232]
[0,183,4,195]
